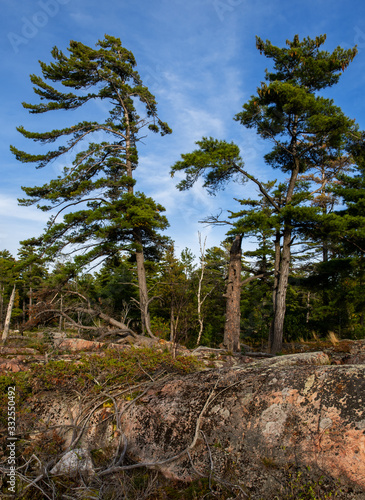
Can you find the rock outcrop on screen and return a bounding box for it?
[27,350,365,497]
[117,352,365,491]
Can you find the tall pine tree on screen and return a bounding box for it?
[171,34,359,352]
[11,35,172,336]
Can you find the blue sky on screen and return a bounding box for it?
[1,0,365,263]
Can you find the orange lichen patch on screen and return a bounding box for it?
[311,425,365,488]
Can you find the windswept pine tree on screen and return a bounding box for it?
[11,35,172,336]
[171,34,360,353]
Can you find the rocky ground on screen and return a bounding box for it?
[1,332,365,499]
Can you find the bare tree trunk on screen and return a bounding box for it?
[170,304,175,343]
[196,233,207,346]
[0,284,3,330]
[223,235,242,352]
[2,284,16,345]
[269,154,299,354]
[122,102,154,339]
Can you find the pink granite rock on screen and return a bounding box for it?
[117,353,365,492]
[24,350,365,497]
[54,338,105,351]
[0,358,27,373]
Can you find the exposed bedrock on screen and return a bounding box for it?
[31,351,365,495]
[117,352,365,491]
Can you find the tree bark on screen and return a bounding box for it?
[135,246,154,338]
[2,284,16,345]
[123,98,154,339]
[270,226,292,354]
[269,229,282,350]
[223,235,242,352]
[269,154,299,354]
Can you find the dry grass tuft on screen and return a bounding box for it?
[327,331,340,345]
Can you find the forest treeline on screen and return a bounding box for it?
[1,34,364,352]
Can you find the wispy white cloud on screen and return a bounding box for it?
[0,195,48,223]
[69,12,95,25]
[0,195,48,255]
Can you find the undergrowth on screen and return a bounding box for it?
[269,465,345,500]
[0,347,201,432]
[0,346,202,496]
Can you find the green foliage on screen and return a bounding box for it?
[0,250,17,290]
[29,346,201,393]
[12,35,171,271]
[171,34,361,352]
[241,277,273,344]
[151,244,196,343]
[150,316,170,339]
[0,246,50,331]
[274,466,344,500]
[0,251,17,328]
[91,256,140,323]
[171,137,244,194]
[6,32,365,350]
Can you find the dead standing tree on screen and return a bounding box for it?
[196,233,217,346]
[1,284,16,345]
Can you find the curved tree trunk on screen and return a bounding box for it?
[125,106,154,339]
[223,235,242,352]
[269,156,299,354]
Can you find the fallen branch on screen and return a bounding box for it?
[98,375,223,477]
[34,304,138,338]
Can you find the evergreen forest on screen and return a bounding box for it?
[2,33,365,353]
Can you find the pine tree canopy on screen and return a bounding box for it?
[255,34,357,90]
[12,35,172,267]
[171,34,360,213]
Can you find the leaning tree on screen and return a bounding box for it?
[11,35,172,336]
[171,34,360,353]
